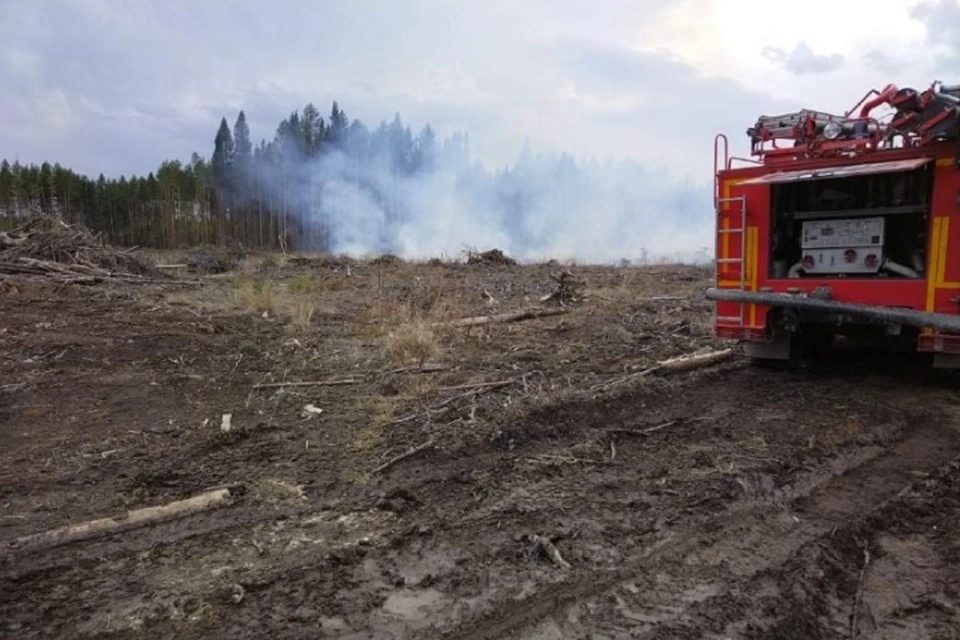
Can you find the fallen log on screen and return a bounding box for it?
[658,348,734,372]
[253,378,359,390]
[6,486,237,553]
[441,307,570,328]
[595,348,736,391]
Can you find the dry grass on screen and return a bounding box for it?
[383,320,440,367]
[350,376,441,453]
[288,301,316,330]
[234,276,277,315]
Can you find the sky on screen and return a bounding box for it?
[1,0,958,183]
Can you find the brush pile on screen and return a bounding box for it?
[186,245,242,274]
[0,219,156,280]
[467,248,517,266]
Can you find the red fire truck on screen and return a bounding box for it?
[707,81,960,367]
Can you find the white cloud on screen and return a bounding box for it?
[761,43,845,75]
[0,0,955,182]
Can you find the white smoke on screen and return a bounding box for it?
[256,133,714,265]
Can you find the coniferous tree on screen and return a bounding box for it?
[300,103,323,158]
[326,101,348,147]
[211,117,235,191]
[233,111,253,183]
[211,117,235,242]
[0,160,12,215]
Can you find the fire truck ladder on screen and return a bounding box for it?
[715,194,747,325]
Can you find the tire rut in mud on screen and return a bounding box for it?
[441,376,960,640]
[4,361,960,640]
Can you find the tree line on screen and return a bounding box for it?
[0,101,467,251]
[1,100,710,262]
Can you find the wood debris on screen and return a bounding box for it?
[607,420,678,437]
[466,248,516,266]
[7,486,239,553]
[0,218,157,280]
[372,439,436,475]
[253,378,359,390]
[529,534,572,569]
[596,348,736,391]
[442,307,570,328]
[540,270,584,306]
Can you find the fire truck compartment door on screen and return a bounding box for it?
[738,157,933,185]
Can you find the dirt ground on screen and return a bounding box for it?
[2,254,959,639]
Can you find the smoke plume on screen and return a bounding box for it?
[247,117,714,265]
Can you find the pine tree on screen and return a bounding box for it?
[0,160,12,215]
[233,111,252,178]
[212,117,235,189]
[414,124,436,171]
[326,101,348,147]
[211,117,235,243]
[300,103,324,157]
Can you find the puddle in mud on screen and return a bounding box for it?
[381,588,449,620]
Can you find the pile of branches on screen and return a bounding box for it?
[370,253,404,267]
[186,245,245,274]
[467,248,517,266]
[0,218,156,280]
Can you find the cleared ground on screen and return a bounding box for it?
[1,253,959,639]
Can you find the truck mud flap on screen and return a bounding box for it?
[705,288,960,335]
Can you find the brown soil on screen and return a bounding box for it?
[1,257,959,639]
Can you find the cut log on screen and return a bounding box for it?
[657,348,734,372]
[595,348,735,391]
[253,378,359,390]
[0,232,27,248]
[442,307,570,328]
[6,486,237,553]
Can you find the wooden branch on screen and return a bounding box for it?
[7,487,236,553]
[437,380,514,392]
[850,547,871,639]
[390,363,448,374]
[607,420,677,437]
[156,263,188,269]
[372,439,436,475]
[530,534,571,569]
[253,378,359,390]
[441,307,570,328]
[383,381,514,427]
[637,296,685,302]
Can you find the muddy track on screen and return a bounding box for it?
[444,414,960,639]
[3,358,960,640]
